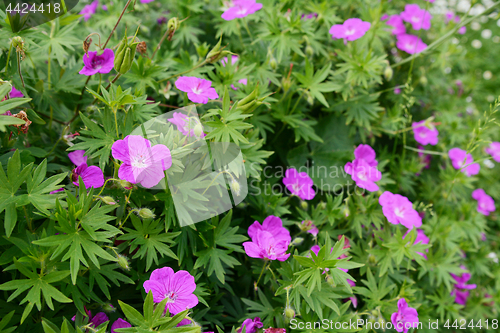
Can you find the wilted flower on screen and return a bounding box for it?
[448,148,480,177]
[79,49,115,76]
[403,229,429,259]
[472,189,495,216]
[485,142,500,162]
[243,229,290,261]
[111,318,131,332]
[282,168,315,200]
[412,119,439,146]
[400,4,432,30]
[248,215,291,243]
[79,0,99,21]
[143,267,198,314]
[237,317,263,333]
[391,299,419,333]
[379,191,422,229]
[396,34,427,54]
[221,0,263,21]
[386,15,406,35]
[329,18,371,42]
[174,76,219,104]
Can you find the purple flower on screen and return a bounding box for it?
[301,13,318,20]
[386,15,406,35]
[391,299,419,333]
[448,148,480,177]
[243,229,290,261]
[400,4,432,30]
[79,49,115,76]
[221,55,239,66]
[485,142,500,162]
[221,0,263,21]
[412,120,439,146]
[354,144,378,167]
[167,112,206,138]
[396,34,427,54]
[282,168,315,200]
[68,150,88,167]
[472,189,495,216]
[458,26,466,34]
[72,308,109,328]
[394,87,401,94]
[143,267,198,315]
[49,188,65,194]
[112,135,172,188]
[329,18,371,42]
[231,78,248,91]
[79,0,99,21]
[301,220,318,237]
[379,192,422,229]
[451,266,477,305]
[237,317,263,333]
[174,76,219,104]
[71,163,105,189]
[111,318,131,333]
[403,229,429,258]
[9,87,24,98]
[248,215,291,244]
[345,159,382,192]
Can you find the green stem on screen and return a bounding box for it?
[5,43,12,73]
[242,18,254,42]
[103,0,133,49]
[403,145,447,156]
[113,109,119,137]
[255,260,268,288]
[96,178,121,196]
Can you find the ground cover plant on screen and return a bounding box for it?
[1,0,500,332]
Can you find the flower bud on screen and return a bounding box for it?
[100,196,116,205]
[229,178,241,196]
[114,28,140,75]
[326,275,335,287]
[300,200,308,210]
[284,307,295,319]
[120,180,134,190]
[138,208,155,219]
[305,45,314,57]
[117,254,130,271]
[167,17,181,41]
[208,50,233,64]
[319,202,326,209]
[342,207,350,217]
[282,77,292,93]
[11,36,23,48]
[270,58,278,70]
[384,65,393,81]
[102,303,116,313]
[368,254,377,264]
[419,76,428,86]
[291,237,304,246]
[193,123,204,138]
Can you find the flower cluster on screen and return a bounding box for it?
[243,216,291,261]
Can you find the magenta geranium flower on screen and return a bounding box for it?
[485,142,500,162]
[412,120,439,146]
[391,299,419,333]
[9,86,24,98]
[79,49,115,76]
[112,135,172,188]
[243,229,290,261]
[167,112,206,138]
[386,15,406,35]
[345,158,382,192]
[221,0,263,21]
[174,76,219,104]
[346,279,358,308]
[396,34,427,54]
[354,144,378,167]
[221,55,239,66]
[403,229,429,258]
[248,215,291,244]
[68,150,104,189]
[231,78,248,91]
[282,168,315,200]
[111,318,131,333]
[400,4,432,30]
[448,148,480,177]
[472,189,495,216]
[237,317,263,333]
[329,18,371,42]
[79,0,99,21]
[379,191,422,229]
[72,308,109,328]
[143,267,198,314]
[451,266,477,305]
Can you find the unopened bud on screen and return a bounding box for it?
[319,202,326,209]
[343,207,350,217]
[368,254,377,264]
[229,178,241,196]
[102,304,116,313]
[167,17,181,41]
[120,180,134,190]
[305,45,314,57]
[300,200,308,210]
[384,65,393,81]
[291,237,304,246]
[282,78,292,92]
[101,196,116,205]
[117,254,130,270]
[193,122,204,138]
[326,275,335,287]
[138,208,155,219]
[270,57,278,70]
[285,307,295,319]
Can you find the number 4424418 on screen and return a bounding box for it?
[6,3,61,14]
[444,319,498,330]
